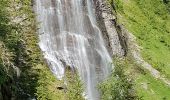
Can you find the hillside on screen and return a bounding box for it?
[0,0,170,100]
[106,0,170,99]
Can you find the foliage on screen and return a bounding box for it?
[65,68,84,100]
[99,59,139,100]
[0,0,10,37]
[0,61,7,85]
[35,64,66,100]
[0,0,8,84]
[35,66,84,100]
[0,0,84,99]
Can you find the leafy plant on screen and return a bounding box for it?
[99,59,140,100]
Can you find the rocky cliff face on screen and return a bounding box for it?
[93,0,126,57]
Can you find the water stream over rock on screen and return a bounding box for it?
[34,0,112,99]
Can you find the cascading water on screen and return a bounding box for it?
[35,0,112,99]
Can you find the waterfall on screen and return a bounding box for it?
[34,0,112,99]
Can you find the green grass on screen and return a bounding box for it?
[122,58,170,100]
[136,73,170,100]
[108,0,170,99]
[99,57,170,100]
[112,0,170,78]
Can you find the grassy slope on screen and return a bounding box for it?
[115,0,170,78]
[110,0,170,99]
[127,58,170,100]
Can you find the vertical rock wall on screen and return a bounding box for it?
[94,0,125,57]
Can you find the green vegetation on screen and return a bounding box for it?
[65,68,84,100]
[35,66,84,100]
[0,0,14,99]
[99,58,139,100]
[0,0,83,99]
[99,57,170,100]
[1,0,169,99]
[106,0,170,99]
[111,0,170,78]
[136,72,170,100]
[128,57,170,100]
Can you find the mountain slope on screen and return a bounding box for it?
[106,0,170,99]
[113,0,170,78]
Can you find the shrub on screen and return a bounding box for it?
[99,59,140,100]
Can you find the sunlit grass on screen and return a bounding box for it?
[109,0,170,99]
[115,0,170,78]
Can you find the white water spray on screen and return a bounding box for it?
[35,0,112,99]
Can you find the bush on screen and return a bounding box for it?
[99,59,140,100]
